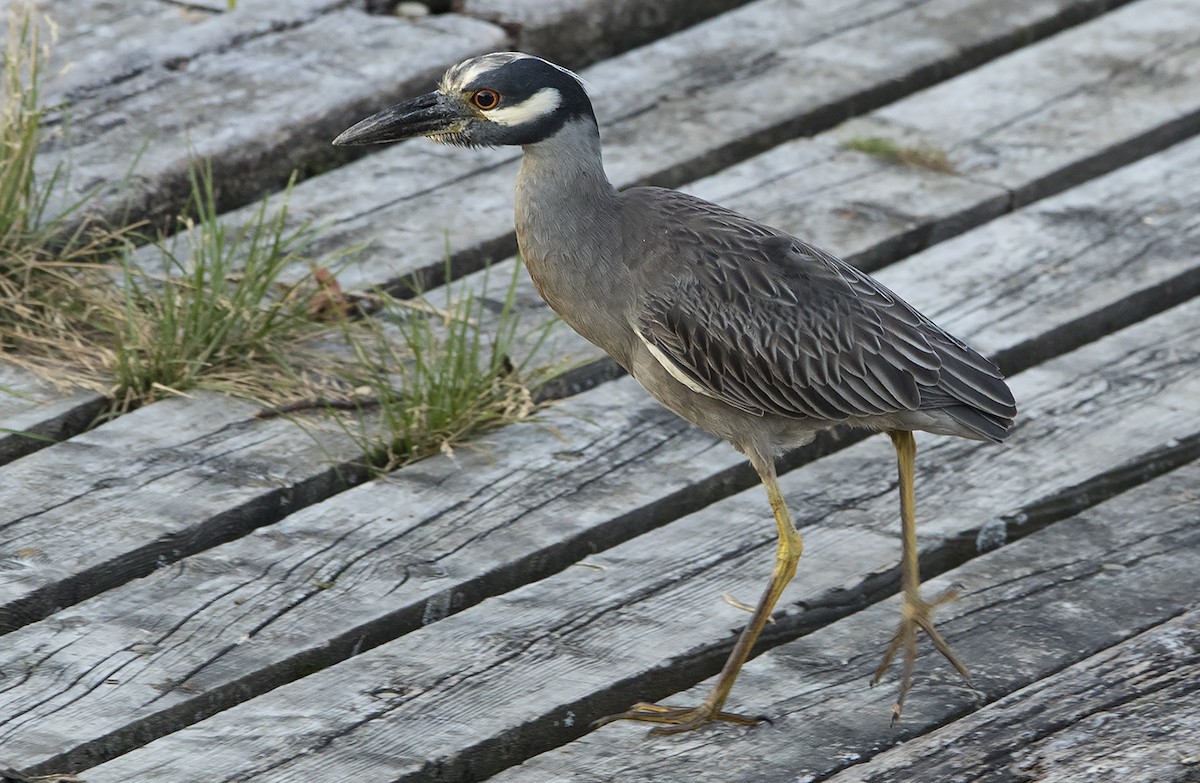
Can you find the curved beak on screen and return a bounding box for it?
[333,91,466,146]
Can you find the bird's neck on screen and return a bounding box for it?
[516,119,617,220]
[514,120,634,365]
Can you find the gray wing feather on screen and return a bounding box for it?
[626,188,1016,440]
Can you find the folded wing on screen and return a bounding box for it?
[627,188,1016,441]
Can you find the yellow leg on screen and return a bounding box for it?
[593,453,803,735]
[872,430,970,722]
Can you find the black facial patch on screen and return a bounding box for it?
[464,56,596,145]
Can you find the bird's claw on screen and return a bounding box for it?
[872,586,970,722]
[591,700,763,735]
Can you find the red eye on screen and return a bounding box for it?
[471,89,500,110]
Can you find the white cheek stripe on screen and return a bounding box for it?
[488,87,562,127]
[635,328,717,398]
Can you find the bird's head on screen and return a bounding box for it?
[333,52,595,149]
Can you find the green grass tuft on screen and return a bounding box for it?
[334,262,555,473]
[107,162,330,413]
[841,135,956,174]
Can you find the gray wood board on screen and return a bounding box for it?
[0,379,737,774]
[70,297,1200,781]
[0,366,105,465]
[454,0,753,69]
[6,129,1200,774]
[692,0,1200,272]
[829,0,1200,209]
[22,0,347,107]
[819,616,1200,782]
[0,392,365,634]
[37,9,506,225]
[493,461,1200,783]
[229,0,1128,294]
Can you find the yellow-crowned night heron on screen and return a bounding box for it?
[334,52,1016,734]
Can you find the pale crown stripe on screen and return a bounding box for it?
[445,54,510,91]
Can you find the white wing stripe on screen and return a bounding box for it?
[636,328,718,398]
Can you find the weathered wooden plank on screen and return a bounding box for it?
[0,380,735,774]
[686,137,1007,277]
[0,8,504,460]
[869,134,1200,373]
[22,0,347,108]
[690,0,1200,273]
[0,392,365,635]
[0,366,105,465]
[494,464,1200,783]
[249,0,1126,294]
[7,131,1200,775]
[37,9,506,225]
[829,0,1200,209]
[454,0,752,68]
[818,617,1200,782]
[64,296,1200,781]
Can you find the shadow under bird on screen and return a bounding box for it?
[334,52,1017,734]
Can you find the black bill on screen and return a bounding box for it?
[333,91,464,146]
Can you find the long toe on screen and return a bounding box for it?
[872,589,970,722]
[592,701,763,735]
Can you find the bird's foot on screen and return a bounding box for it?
[591,700,763,735]
[872,586,970,723]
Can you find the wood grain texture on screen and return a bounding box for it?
[36,9,506,226]
[0,381,740,773]
[23,0,345,108]
[830,0,1200,208]
[695,0,1200,269]
[494,461,1200,783]
[454,0,751,69]
[0,367,105,465]
[820,613,1200,783]
[71,296,1200,782]
[0,393,363,635]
